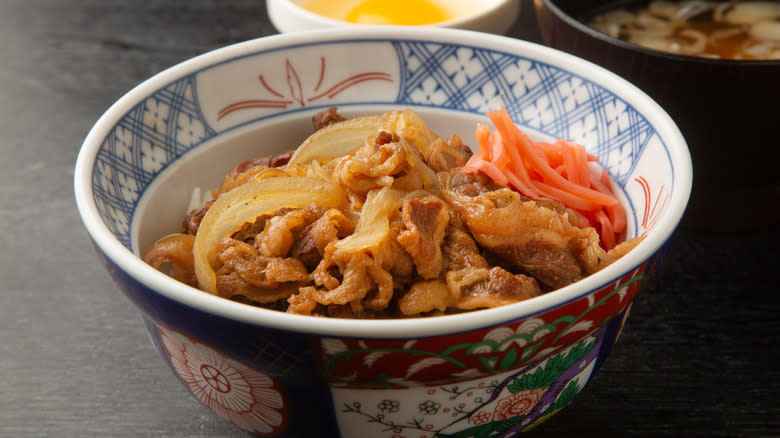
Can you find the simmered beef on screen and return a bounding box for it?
[182,201,212,236]
[144,109,641,319]
[312,107,346,130]
[397,198,449,279]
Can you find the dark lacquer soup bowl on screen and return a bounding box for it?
[535,0,780,230]
[74,27,691,436]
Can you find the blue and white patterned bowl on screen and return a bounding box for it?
[74,27,691,436]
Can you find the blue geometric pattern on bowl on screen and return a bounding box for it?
[91,39,656,250]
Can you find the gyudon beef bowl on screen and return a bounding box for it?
[74,27,691,437]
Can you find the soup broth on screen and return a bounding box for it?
[587,1,780,60]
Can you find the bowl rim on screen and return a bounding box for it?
[538,0,780,66]
[268,0,519,30]
[74,26,692,338]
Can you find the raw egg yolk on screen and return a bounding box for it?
[346,0,449,25]
[303,0,452,26]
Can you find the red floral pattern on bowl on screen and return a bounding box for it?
[316,265,645,389]
[157,324,289,436]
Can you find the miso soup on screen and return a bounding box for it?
[587,1,780,60]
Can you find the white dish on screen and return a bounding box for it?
[267,0,521,34]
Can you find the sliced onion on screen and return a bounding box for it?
[193,176,348,293]
[332,186,402,260]
[743,40,776,57]
[647,0,716,22]
[404,144,441,193]
[628,34,681,52]
[750,20,780,41]
[628,25,675,38]
[379,110,442,192]
[709,26,747,42]
[215,167,290,197]
[647,1,681,20]
[289,116,381,165]
[678,29,709,54]
[290,109,442,165]
[723,2,780,25]
[380,109,440,155]
[636,10,674,29]
[674,1,715,21]
[713,2,732,22]
[591,22,623,38]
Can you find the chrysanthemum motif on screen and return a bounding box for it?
[492,389,545,421]
[470,410,493,425]
[158,326,288,436]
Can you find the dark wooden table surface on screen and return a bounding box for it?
[2,1,778,436]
